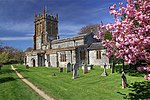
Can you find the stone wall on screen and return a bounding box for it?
[26,54,38,67]
[51,38,84,49]
[49,53,57,67]
[89,49,110,68]
[57,50,76,68]
[52,41,74,49]
[75,39,84,46]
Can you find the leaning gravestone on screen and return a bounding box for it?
[66,62,72,73]
[121,71,127,88]
[101,63,108,76]
[82,64,88,74]
[72,63,80,79]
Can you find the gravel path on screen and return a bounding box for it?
[11,65,54,100]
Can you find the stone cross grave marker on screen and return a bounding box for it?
[72,63,80,79]
[101,63,108,76]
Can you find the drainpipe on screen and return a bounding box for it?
[70,50,72,63]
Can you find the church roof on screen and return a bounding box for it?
[51,33,91,44]
[87,42,104,50]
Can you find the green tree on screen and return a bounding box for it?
[104,31,112,40]
[79,24,99,34]
[0,51,9,64]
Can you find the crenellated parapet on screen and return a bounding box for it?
[33,7,59,50]
[34,7,58,22]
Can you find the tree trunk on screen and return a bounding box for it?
[122,59,124,72]
[111,61,115,73]
[121,60,127,88]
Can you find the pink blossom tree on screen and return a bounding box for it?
[95,0,150,88]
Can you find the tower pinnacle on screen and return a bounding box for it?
[42,7,46,17]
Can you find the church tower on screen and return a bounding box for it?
[33,7,59,50]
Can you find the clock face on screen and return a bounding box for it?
[36,37,41,49]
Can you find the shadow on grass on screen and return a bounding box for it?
[115,64,146,77]
[0,69,14,75]
[125,70,146,77]
[0,68,31,75]
[0,77,16,84]
[118,81,150,100]
[0,77,29,84]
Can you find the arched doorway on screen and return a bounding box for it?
[31,58,35,67]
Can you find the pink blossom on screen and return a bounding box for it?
[116,42,121,48]
[95,0,150,65]
[110,4,116,10]
[144,75,150,80]
[127,0,133,5]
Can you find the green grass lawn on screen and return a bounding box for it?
[14,64,150,100]
[0,65,43,100]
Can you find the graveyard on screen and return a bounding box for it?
[1,64,149,100]
[0,0,149,100]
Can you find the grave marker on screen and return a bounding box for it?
[66,62,71,72]
[101,63,108,76]
[72,63,80,79]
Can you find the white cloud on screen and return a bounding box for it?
[0,37,32,41]
[0,22,33,33]
[26,33,34,36]
[59,23,83,37]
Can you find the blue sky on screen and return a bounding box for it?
[0,0,126,50]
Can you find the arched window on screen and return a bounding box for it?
[60,53,66,62]
[96,50,101,59]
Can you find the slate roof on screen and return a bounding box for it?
[87,42,104,50]
[51,33,87,44]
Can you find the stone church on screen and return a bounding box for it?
[25,8,110,68]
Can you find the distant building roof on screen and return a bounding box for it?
[87,42,104,50]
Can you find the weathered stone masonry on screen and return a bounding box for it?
[25,8,110,68]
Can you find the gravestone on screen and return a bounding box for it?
[90,65,93,70]
[59,67,63,73]
[26,65,29,69]
[72,63,80,79]
[66,62,71,73]
[87,65,91,71]
[82,64,88,74]
[71,64,73,71]
[52,72,56,76]
[121,71,127,88]
[101,63,108,76]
